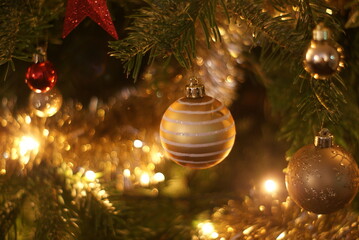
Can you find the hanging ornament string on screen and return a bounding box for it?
[62,0,118,39]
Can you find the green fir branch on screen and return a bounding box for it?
[0,192,26,239]
[226,0,342,72]
[0,161,125,239]
[0,0,64,69]
[29,163,79,240]
[109,0,224,80]
[231,0,357,154]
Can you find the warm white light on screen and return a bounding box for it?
[140,173,150,186]
[19,136,39,156]
[47,107,59,117]
[210,232,219,239]
[18,136,39,163]
[123,169,131,178]
[76,182,84,190]
[264,179,278,193]
[142,145,150,153]
[98,189,107,198]
[200,222,215,235]
[43,129,49,137]
[198,221,219,239]
[153,172,165,183]
[326,8,333,15]
[276,231,286,240]
[85,170,96,182]
[152,152,163,164]
[243,226,254,235]
[25,115,31,124]
[133,139,143,148]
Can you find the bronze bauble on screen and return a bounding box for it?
[286,144,358,214]
[160,95,236,169]
[303,40,343,79]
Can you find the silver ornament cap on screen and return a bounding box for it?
[32,46,47,63]
[185,77,205,98]
[312,23,330,41]
[314,128,333,148]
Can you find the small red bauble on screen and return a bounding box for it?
[25,61,57,93]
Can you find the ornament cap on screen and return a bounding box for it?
[312,23,330,41]
[185,77,205,98]
[32,47,47,63]
[314,128,333,148]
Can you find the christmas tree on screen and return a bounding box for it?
[1,0,359,239]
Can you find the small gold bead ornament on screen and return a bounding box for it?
[303,23,344,79]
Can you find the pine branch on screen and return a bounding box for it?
[77,192,120,240]
[226,0,342,71]
[230,0,358,154]
[52,163,123,240]
[31,163,79,240]
[0,0,64,68]
[0,192,26,239]
[109,0,223,80]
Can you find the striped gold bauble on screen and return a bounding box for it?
[160,80,236,169]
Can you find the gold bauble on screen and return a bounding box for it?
[160,95,236,169]
[286,130,359,214]
[303,41,343,79]
[29,87,63,117]
[303,24,344,79]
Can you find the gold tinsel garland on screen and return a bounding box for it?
[200,189,359,240]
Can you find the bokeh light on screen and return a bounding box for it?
[264,179,278,193]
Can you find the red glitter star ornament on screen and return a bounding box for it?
[62,0,118,39]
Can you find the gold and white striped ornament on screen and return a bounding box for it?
[160,80,236,169]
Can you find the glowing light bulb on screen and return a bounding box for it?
[140,173,150,186]
[142,145,150,153]
[123,169,131,177]
[133,139,143,148]
[24,115,31,124]
[85,170,96,182]
[243,225,254,235]
[43,129,49,136]
[200,222,215,235]
[276,231,286,240]
[98,189,106,198]
[19,136,39,156]
[264,179,278,193]
[152,152,163,164]
[18,136,39,164]
[326,8,333,15]
[210,232,219,239]
[153,172,165,183]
